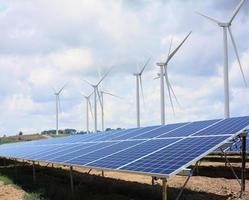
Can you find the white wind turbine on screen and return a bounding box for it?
[83,68,112,132]
[82,93,94,133]
[197,0,247,118]
[133,58,151,128]
[53,84,67,135]
[156,32,191,125]
[99,90,122,131]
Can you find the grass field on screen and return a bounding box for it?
[0,134,69,145]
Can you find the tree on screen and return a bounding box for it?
[19,131,23,136]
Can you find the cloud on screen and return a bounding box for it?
[0,0,249,136]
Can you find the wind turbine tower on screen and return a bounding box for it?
[54,84,67,135]
[83,68,112,132]
[156,32,191,125]
[133,58,150,127]
[197,0,247,118]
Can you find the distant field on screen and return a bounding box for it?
[0,134,69,145]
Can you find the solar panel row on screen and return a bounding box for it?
[0,116,248,177]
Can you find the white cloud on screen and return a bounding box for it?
[0,0,249,136]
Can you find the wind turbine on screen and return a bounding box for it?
[99,90,121,131]
[156,32,191,125]
[133,58,151,128]
[53,84,67,135]
[82,93,93,133]
[83,68,112,132]
[197,0,247,118]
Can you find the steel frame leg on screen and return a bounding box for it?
[70,166,74,193]
[14,159,17,177]
[162,178,167,200]
[32,161,36,184]
[240,131,247,197]
[152,177,155,186]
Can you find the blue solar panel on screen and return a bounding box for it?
[108,125,161,141]
[63,140,141,165]
[132,123,188,139]
[157,119,220,138]
[194,116,249,136]
[0,116,248,178]
[39,142,118,162]
[120,136,230,176]
[88,138,178,169]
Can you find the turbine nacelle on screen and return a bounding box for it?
[156,62,165,67]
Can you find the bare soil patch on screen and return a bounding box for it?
[0,181,24,200]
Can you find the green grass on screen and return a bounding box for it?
[24,193,43,200]
[0,174,15,185]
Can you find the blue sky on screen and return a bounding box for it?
[0,0,249,136]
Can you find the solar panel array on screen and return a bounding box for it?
[0,116,249,177]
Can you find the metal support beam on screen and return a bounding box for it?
[241,130,247,196]
[32,161,36,184]
[70,166,74,193]
[176,162,198,200]
[87,169,92,174]
[220,148,241,186]
[101,170,104,177]
[162,178,167,200]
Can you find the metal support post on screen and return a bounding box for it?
[241,131,247,196]
[162,178,167,200]
[70,166,74,193]
[152,177,155,186]
[102,170,104,177]
[32,161,36,184]
[14,159,17,177]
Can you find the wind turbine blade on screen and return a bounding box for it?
[228,27,247,87]
[164,69,175,115]
[102,91,122,99]
[96,88,103,109]
[167,38,173,59]
[196,11,220,24]
[81,79,94,87]
[168,80,181,107]
[139,57,151,75]
[88,99,94,120]
[139,75,145,105]
[167,31,191,64]
[153,76,160,80]
[97,66,113,86]
[229,0,245,24]
[58,82,68,94]
[51,86,56,94]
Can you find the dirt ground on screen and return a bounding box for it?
[0,160,249,200]
[0,181,24,200]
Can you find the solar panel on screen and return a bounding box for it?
[0,116,248,178]
[120,136,229,176]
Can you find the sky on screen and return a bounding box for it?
[0,0,249,136]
